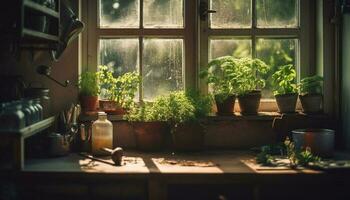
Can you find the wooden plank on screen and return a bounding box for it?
[0,116,55,138]
[22,28,59,42]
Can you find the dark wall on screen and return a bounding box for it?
[341,13,350,150]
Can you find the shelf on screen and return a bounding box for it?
[24,0,59,18]
[0,116,56,139]
[22,28,59,42]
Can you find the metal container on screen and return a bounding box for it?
[46,133,70,157]
[292,129,335,157]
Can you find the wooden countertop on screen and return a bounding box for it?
[23,151,328,177]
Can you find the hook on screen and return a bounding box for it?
[36,65,70,88]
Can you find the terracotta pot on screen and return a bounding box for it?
[275,93,298,113]
[133,122,168,151]
[237,90,261,115]
[299,94,323,114]
[79,95,98,112]
[172,122,205,151]
[215,95,236,115]
[99,100,126,115]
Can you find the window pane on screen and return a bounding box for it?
[99,38,139,77]
[209,38,252,60]
[210,0,252,29]
[256,39,297,99]
[100,0,139,28]
[143,39,184,100]
[144,0,183,28]
[256,0,298,28]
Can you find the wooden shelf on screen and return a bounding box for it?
[22,28,59,42]
[24,0,59,18]
[0,116,55,139]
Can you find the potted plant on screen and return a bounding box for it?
[200,56,238,115]
[125,103,169,151]
[298,75,323,113]
[271,64,298,113]
[78,71,100,113]
[235,58,270,115]
[170,90,212,151]
[97,65,140,115]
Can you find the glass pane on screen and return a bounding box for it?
[256,0,298,28]
[100,0,140,28]
[99,39,139,77]
[143,39,184,100]
[143,0,183,28]
[210,0,252,29]
[256,39,297,98]
[209,38,252,60]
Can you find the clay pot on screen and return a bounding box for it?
[99,100,126,115]
[275,93,298,113]
[299,94,323,114]
[172,122,205,151]
[237,90,261,115]
[215,95,236,115]
[79,95,98,113]
[133,122,168,151]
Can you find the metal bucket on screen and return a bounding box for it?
[292,129,335,158]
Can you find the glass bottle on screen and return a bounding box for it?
[21,99,34,126]
[33,98,43,121]
[92,112,113,156]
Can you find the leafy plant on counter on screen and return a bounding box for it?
[125,90,213,124]
[298,75,324,95]
[97,65,140,109]
[271,64,298,96]
[235,57,270,95]
[78,71,100,96]
[256,138,320,168]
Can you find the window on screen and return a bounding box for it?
[82,0,196,101]
[82,0,314,109]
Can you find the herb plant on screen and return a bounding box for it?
[299,75,323,95]
[125,91,212,124]
[200,56,239,103]
[78,71,100,96]
[271,64,298,96]
[235,58,270,95]
[97,65,140,109]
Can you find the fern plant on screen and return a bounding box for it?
[78,71,100,96]
[299,75,323,95]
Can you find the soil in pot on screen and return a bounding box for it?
[215,95,236,115]
[299,94,323,114]
[237,90,261,115]
[171,122,205,152]
[99,100,126,115]
[275,93,298,113]
[133,121,168,151]
[79,95,98,113]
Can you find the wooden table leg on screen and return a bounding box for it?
[13,137,24,170]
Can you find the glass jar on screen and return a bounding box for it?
[91,112,113,156]
[0,102,25,131]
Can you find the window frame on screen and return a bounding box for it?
[81,0,197,101]
[198,0,315,111]
[81,0,315,112]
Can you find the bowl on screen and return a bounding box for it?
[292,129,335,158]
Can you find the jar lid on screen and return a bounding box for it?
[98,112,107,116]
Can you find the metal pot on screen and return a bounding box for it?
[46,133,70,157]
[292,128,335,158]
